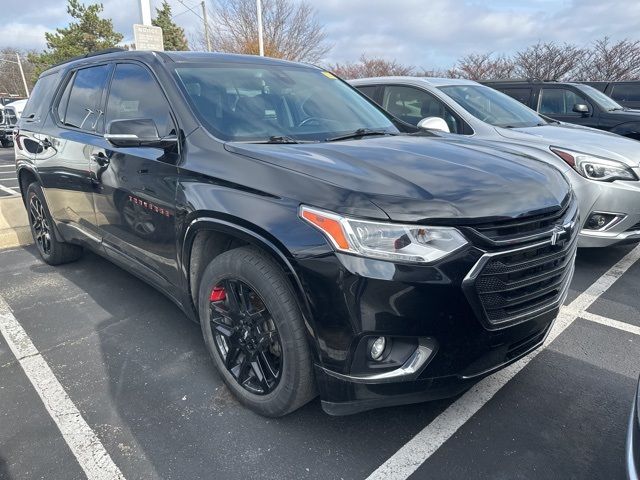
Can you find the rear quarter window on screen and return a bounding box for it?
[19,71,61,127]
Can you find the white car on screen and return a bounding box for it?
[351,77,640,247]
[0,99,27,147]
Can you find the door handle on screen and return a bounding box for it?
[91,152,110,167]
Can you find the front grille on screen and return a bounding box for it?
[467,195,571,246]
[464,197,579,328]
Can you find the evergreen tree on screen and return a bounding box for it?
[153,1,189,51]
[28,0,123,78]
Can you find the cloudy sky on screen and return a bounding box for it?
[5,0,640,68]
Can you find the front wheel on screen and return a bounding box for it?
[198,246,315,417]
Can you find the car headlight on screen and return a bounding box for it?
[300,205,468,263]
[551,147,638,182]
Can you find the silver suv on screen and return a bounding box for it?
[351,77,640,247]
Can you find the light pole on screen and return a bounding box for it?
[0,54,30,97]
[139,0,152,25]
[256,0,264,56]
[202,1,212,52]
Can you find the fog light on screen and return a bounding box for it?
[585,212,623,231]
[370,336,386,361]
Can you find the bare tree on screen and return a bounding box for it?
[512,41,583,80]
[575,37,640,81]
[454,52,515,80]
[0,48,35,96]
[327,54,414,79]
[200,0,330,63]
[416,67,460,78]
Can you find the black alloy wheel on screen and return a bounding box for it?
[29,193,52,256]
[198,246,315,417]
[209,278,282,395]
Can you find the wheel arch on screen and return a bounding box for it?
[181,215,320,357]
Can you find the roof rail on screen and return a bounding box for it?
[48,47,127,70]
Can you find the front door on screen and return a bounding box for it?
[91,62,180,290]
[537,87,597,128]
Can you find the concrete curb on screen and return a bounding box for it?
[0,196,32,250]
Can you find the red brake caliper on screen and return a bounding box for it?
[210,286,227,302]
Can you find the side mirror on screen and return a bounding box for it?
[572,104,590,115]
[417,117,450,133]
[104,118,177,148]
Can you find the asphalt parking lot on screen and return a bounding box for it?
[0,148,18,198]
[0,149,639,479]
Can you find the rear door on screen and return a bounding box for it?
[90,62,180,290]
[36,64,112,245]
[537,86,597,127]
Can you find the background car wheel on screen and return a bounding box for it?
[198,246,316,417]
[0,139,12,148]
[26,182,83,265]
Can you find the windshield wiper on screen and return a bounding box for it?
[264,135,301,144]
[608,107,625,111]
[326,128,397,142]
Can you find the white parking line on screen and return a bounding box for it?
[579,310,640,337]
[0,184,18,195]
[367,244,640,480]
[0,296,126,480]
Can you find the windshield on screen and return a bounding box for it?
[174,64,398,142]
[439,84,547,128]
[576,84,624,111]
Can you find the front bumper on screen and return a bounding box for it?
[628,379,640,480]
[297,236,575,415]
[569,170,640,248]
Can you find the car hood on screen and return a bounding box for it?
[226,135,570,223]
[497,123,640,167]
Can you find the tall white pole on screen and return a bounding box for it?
[202,1,212,52]
[139,0,152,25]
[256,0,264,56]
[16,53,29,97]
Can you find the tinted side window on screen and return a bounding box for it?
[56,72,74,124]
[63,65,111,132]
[19,71,61,125]
[538,88,587,115]
[610,84,640,102]
[356,85,378,102]
[105,63,174,138]
[382,85,463,134]
[499,87,531,105]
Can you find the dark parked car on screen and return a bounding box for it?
[581,81,640,110]
[629,378,640,480]
[483,80,640,140]
[15,50,578,416]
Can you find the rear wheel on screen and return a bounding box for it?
[198,246,315,417]
[26,183,82,265]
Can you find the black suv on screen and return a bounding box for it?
[484,80,640,140]
[581,81,640,110]
[15,50,577,416]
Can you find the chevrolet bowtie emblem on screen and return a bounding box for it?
[550,225,567,246]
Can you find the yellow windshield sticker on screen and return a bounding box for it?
[322,71,337,79]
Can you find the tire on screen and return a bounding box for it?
[26,183,83,265]
[198,246,316,417]
[0,139,11,148]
